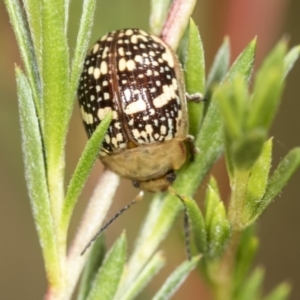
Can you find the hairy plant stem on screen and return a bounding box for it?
[213,169,250,300]
[160,0,197,49]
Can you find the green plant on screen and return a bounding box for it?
[4,0,300,299]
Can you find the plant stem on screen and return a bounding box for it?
[160,0,197,49]
[64,169,119,300]
[213,169,250,300]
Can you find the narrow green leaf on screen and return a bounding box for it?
[207,202,230,259]
[152,256,200,300]
[234,226,259,292]
[263,282,291,300]
[252,147,300,221]
[69,0,97,126]
[16,68,60,287]
[206,37,230,96]
[87,232,127,300]
[77,235,106,300]
[4,0,42,117]
[215,38,257,175]
[231,128,267,171]
[60,112,112,234]
[180,195,207,254]
[149,0,172,35]
[243,138,272,225]
[216,77,248,141]
[23,0,43,72]
[246,40,286,131]
[65,0,71,32]
[205,177,221,230]
[225,37,256,83]
[215,76,248,178]
[283,45,300,79]
[184,19,206,136]
[120,251,165,300]
[235,267,264,300]
[42,0,70,219]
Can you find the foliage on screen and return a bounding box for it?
[4,0,300,299]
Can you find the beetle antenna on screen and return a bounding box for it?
[182,197,191,261]
[81,190,144,255]
[168,187,192,261]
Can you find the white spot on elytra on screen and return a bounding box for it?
[134,55,142,63]
[100,61,108,74]
[118,47,125,56]
[128,119,134,126]
[80,106,93,124]
[153,84,177,108]
[123,88,131,101]
[93,68,100,79]
[126,60,135,71]
[88,66,94,74]
[102,47,109,58]
[132,129,140,139]
[126,29,133,36]
[116,133,123,141]
[97,107,111,120]
[124,98,146,114]
[145,124,153,134]
[149,109,155,115]
[139,30,148,36]
[100,34,107,41]
[160,125,167,135]
[105,135,110,143]
[119,58,126,71]
[114,122,121,129]
[111,137,117,147]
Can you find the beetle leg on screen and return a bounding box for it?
[185,134,199,161]
[186,92,205,103]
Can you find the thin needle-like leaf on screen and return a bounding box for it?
[60,112,112,235]
[184,18,205,136]
[206,37,230,96]
[86,233,127,300]
[16,67,60,287]
[77,236,106,300]
[23,0,43,73]
[120,251,165,300]
[283,45,300,79]
[69,0,97,125]
[42,0,70,221]
[5,0,42,117]
[152,256,200,300]
[252,147,300,221]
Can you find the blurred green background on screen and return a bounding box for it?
[0,1,299,299]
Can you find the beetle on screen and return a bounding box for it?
[78,28,198,192]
